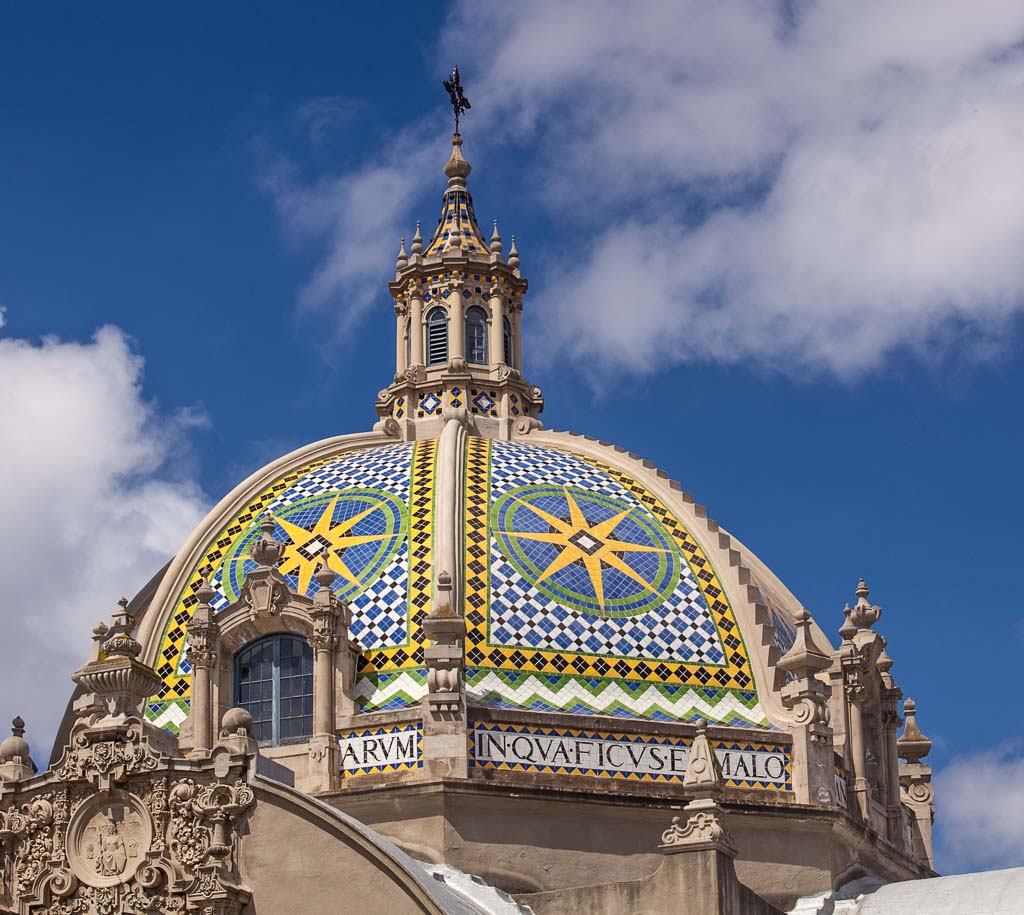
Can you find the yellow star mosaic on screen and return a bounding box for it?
[149,440,437,714]
[462,437,758,691]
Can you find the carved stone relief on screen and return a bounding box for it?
[66,791,152,888]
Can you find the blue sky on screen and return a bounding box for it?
[2,1,1023,874]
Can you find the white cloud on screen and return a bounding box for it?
[437,0,1024,378]
[263,2,1024,378]
[0,326,206,761]
[0,306,6,328]
[935,743,1024,873]
[260,121,442,334]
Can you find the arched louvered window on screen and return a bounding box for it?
[234,635,313,747]
[426,307,448,366]
[466,306,488,365]
[503,316,513,366]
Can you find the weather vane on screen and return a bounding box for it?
[443,65,471,135]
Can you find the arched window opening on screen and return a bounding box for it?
[426,307,449,366]
[234,635,313,747]
[503,316,513,366]
[466,306,488,364]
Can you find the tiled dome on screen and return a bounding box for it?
[144,432,805,734]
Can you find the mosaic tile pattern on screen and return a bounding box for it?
[417,389,443,417]
[463,437,768,726]
[470,389,498,417]
[424,186,488,256]
[464,669,768,726]
[146,440,438,731]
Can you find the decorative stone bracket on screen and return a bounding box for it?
[423,572,466,717]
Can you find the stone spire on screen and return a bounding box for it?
[422,134,488,257]
[660,719,735,856]
[507,234,520,270]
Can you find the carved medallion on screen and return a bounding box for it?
[66,791,153,888]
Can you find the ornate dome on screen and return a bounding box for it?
[134,134,824,741]
[43,121,939,909]
[139,425,815,735]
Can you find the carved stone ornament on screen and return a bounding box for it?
[54,722,162,792]
[240,567,289,619]
[66,791,152,888]
[403,364,427,384]
[659,806,735,853]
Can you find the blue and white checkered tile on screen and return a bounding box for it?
[270,442,414,509]
[490,440,626,500]
[488,543,726,663]
[349,549,409,650]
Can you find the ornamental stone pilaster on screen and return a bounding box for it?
[306,564,344,792]
[779,609,835,805]
[186,580,220,757]
[422,566,468,779]
[877,645,904,847]
[840,641,871,819]
[897,698,935,868]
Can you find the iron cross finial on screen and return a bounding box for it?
[443,65,471,134]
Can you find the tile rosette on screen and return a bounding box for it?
[463,437,769,727]
[146,440,437,731]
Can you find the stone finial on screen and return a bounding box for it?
[0,716,34,781]
[0,717,29,761]
[196,577,215,607]
[221,707,253,737]
[89,620,109,662]
[683,718,723,797]
[779,609,832,676]
[660,719,735,855]
[507,234,520,269]
[73,594,163,724]
[838,603,857,642]
[102,596,143,660]
[396,237,408,270]
[849,578,881,630]
[897,698,932,763]
[443,134,472,183]
[315,557,336,590]
[490,219,503,254]
[312,555,349,627]
[411,220,423,255]
[250,513,284,567]
[876,643,893,674]
[217,707,258,757]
